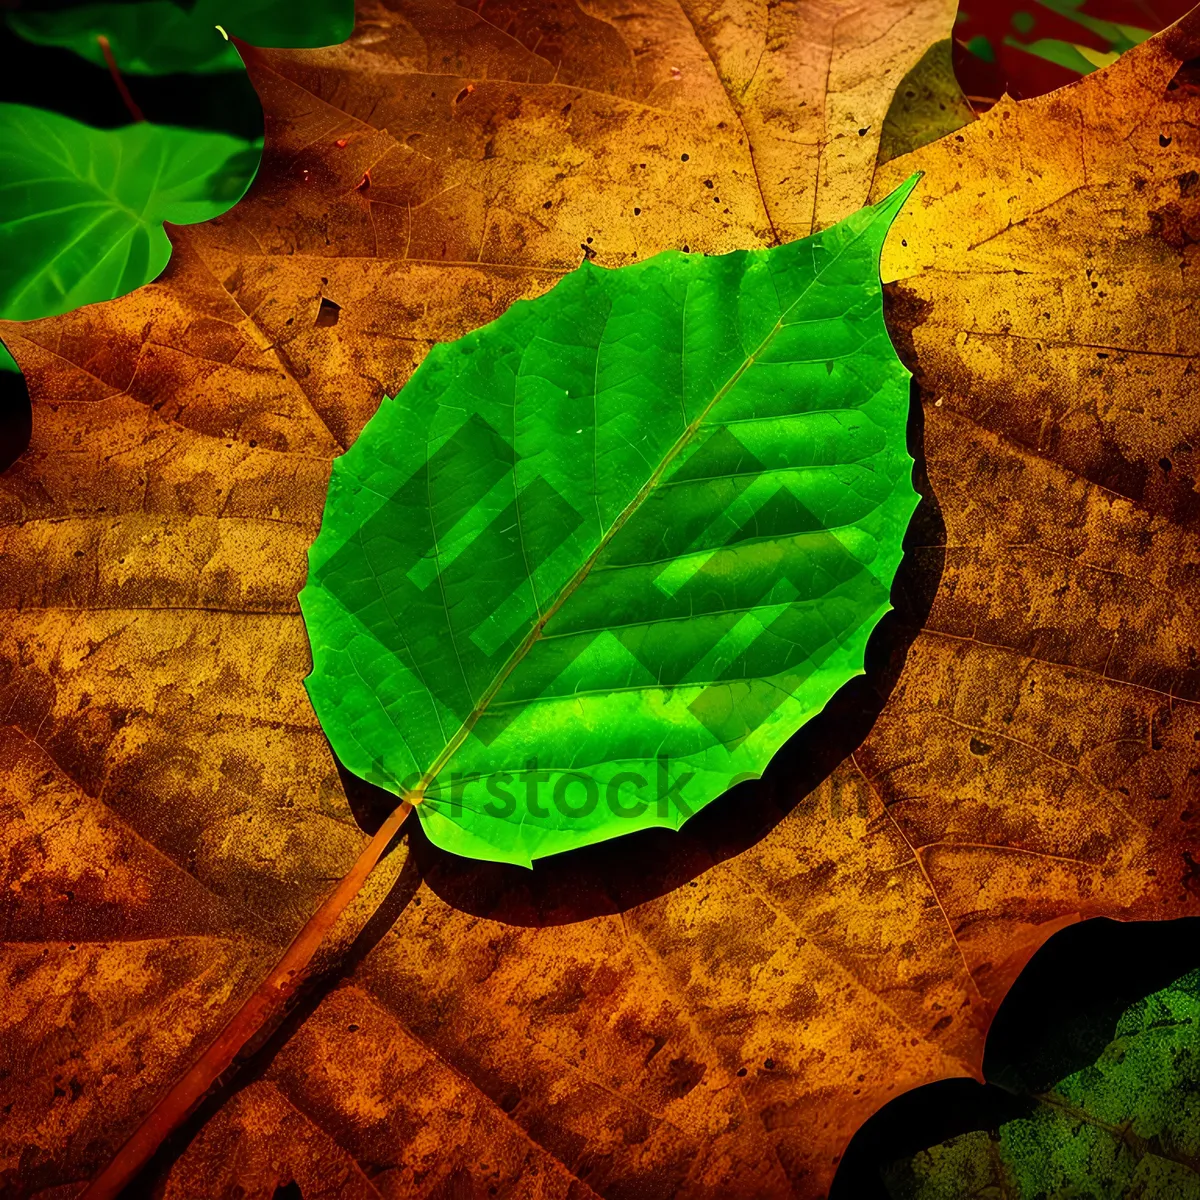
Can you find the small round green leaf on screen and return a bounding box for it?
[0,104,260,327]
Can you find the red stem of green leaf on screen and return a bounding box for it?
[80,800,415,1199]
[97,35,145,124]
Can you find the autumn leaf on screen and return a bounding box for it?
[303,180,920,866]
[0,2,1197,1198]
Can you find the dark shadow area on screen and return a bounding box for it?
[984,914,1200,1093]
[335,754,394,837]
[0,17,265,139]
[832,1079,1033,1200]
[339,363,946,928]
[125,842,423,1199]
[0,365,32,473]
[831,914,1200,1199]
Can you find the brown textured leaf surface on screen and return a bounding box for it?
[1,1,1198,1197]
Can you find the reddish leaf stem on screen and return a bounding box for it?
[81,800,415,1199]
[97,35,145,124]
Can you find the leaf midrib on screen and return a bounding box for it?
[412,225,878,799]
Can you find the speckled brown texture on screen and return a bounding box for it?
[0,2,1197,1197]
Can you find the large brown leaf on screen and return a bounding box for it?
[1,1,1197,1196]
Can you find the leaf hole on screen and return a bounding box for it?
[316,298,341,328]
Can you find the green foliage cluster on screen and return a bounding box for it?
[0,0,352,372]
[961,0,1154,76]
[11,0,350,74]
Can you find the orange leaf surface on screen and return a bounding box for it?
[1,2,1198,1196]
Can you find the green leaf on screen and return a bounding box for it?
[0,104,260,327]
[964,35,996,63]
[885,969,1200,1198]
[1004,34,1118,74]
[1033,0,1153,53]
[8,0,353,75]
[300,178,921,867]
[1004,1,1155,78]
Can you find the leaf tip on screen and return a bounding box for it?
[892,170,924,206]
[869,171,922,237]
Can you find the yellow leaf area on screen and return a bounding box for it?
[1,2,1197,1196]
